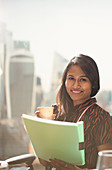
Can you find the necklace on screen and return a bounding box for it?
[77,102,96,123]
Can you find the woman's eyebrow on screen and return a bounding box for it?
[67,74,74,76]
[80,76,88,78]
[67,75,88,78]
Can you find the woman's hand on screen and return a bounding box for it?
[49,158,81,170]
[97,143,112,152]
[35,110,41,117]
[38,157,52,169]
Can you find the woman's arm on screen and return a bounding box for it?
[97,143,112,152]
[49,158,88,170]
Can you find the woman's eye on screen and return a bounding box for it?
[68,77,74,80]
[80,78,87,82]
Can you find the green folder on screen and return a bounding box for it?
[23,114,85,165]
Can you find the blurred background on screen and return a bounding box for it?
[0,0,112,167]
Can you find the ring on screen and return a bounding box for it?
[64,164,68,168]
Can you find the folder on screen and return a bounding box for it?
[22,114,85,165]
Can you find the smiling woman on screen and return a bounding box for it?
[37,54,112,170]
[65,65,92,106]
[56,54,100,119]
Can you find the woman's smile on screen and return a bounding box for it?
[71,90,82,94]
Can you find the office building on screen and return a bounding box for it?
[5,49,36,118]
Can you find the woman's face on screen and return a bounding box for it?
[65,65,92,106]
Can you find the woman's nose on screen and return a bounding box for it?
[72,80,80,88]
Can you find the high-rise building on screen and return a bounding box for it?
[51,52,68,90]
[0,22,35,159]
[0,21,13,118]
[47,52,68,105]
[5,49,36,118]
[0,21,13,57]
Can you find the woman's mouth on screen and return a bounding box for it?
[72,90,82,94]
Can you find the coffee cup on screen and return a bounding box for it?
[37,107,54,120]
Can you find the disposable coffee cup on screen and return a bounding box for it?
[37,107,54,120]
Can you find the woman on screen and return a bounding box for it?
[37,54,112,170]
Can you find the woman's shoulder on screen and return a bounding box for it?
[87,98,110,116]
[91,103,112,122]
[95,103,110,115]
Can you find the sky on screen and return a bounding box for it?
[0,0,112,92]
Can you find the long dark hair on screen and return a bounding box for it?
[56,54,100,119]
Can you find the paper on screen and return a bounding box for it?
[23,114,85,165]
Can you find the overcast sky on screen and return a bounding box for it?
[0,0,112,92]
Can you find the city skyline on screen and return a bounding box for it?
[0,0,112,92]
